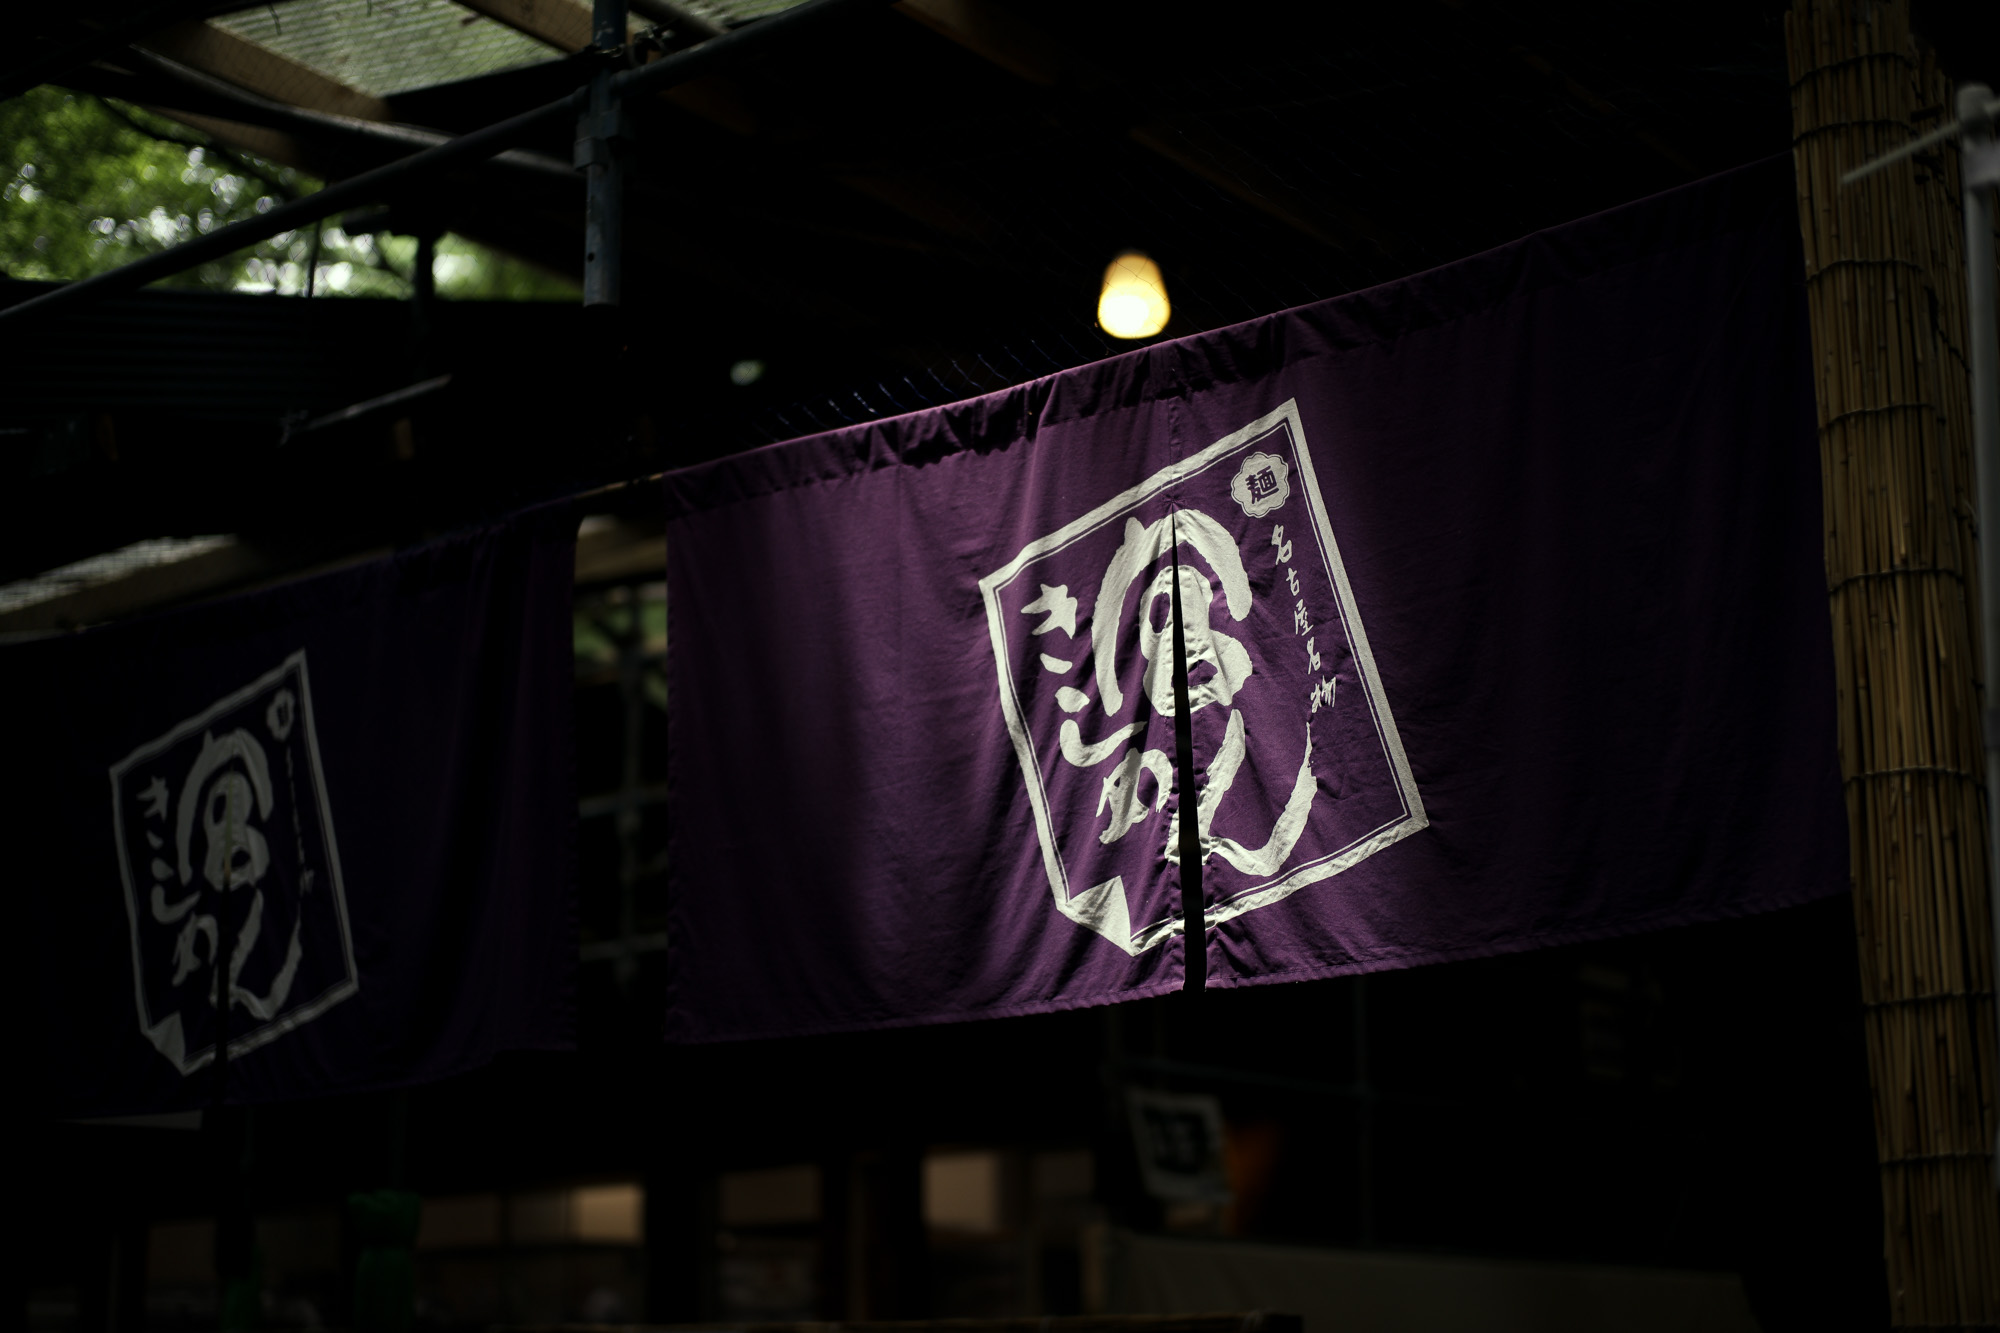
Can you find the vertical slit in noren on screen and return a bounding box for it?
[1168,510,1206,993]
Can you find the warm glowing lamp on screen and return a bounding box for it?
[1097,250,1170,339]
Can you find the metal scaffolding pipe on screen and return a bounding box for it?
[0,0,890,330]
[1959,82,2000,1182]
[0,91,582,329]
[581,0,628,308]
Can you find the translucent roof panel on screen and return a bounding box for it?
[213,0,566,98]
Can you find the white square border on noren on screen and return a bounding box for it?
[108,649,359,1075]
[978,399,1426,956]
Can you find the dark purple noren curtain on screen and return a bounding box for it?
[7,510,577,1115]
[664,155,1843,1042]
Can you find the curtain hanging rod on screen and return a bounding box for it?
[1838,90,2000,186]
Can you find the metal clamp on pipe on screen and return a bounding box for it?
[1968,139,2000,190]
[574,104,628,172]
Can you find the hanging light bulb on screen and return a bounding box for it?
[1097,250,1170,339]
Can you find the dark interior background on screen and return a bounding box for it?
[12,0,1990,1327]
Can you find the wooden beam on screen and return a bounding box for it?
[143,107,310,171]
[0,520,678,632]
[576,518,667,583]
[0,540,274,634]
[456,0,594,54]
[141,21,392,122]
[1431,0,1697,176]
[894,0,1061,84]
[829,167,997,243]
[891,0,1401,260]
[1129,118,1397,261]
[657,73,757,135]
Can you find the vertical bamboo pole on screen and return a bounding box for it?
[1787,2,2000,1323]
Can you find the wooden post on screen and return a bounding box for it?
[847,1148,930,1319]
[1786,2,2000,1323]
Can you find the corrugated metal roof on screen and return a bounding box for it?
[212,0,563,98]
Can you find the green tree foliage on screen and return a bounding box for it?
[0,86,577,300]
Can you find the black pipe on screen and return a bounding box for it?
[0,0,892,331]
[0,91,583,330]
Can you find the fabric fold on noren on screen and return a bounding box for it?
[661,154,1844,1043]
[7,507,578,1116]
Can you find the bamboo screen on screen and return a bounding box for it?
[1786,0,2000,1322]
